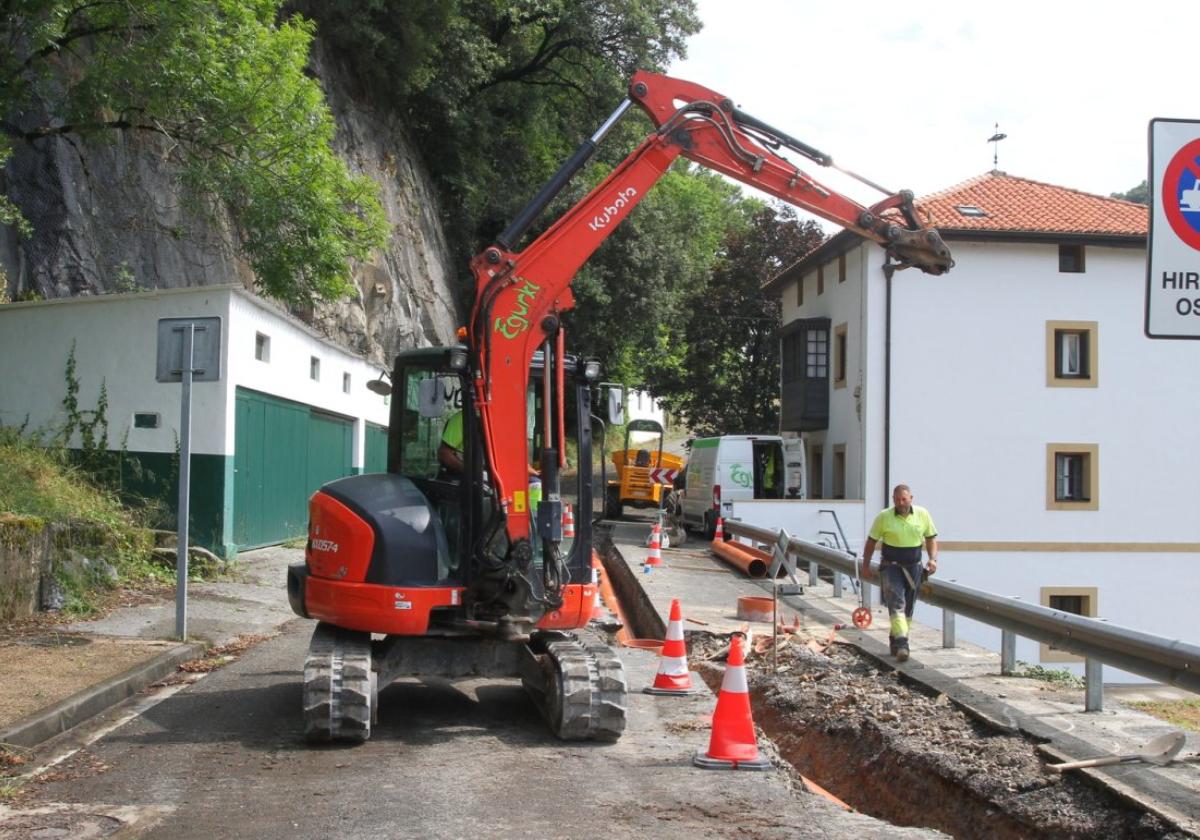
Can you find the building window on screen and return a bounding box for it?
[310,356,320,381]
[817,264,825,296]
[838,253,846,284]
[133,412,160,429]
[1039,587,1097,662]
[832,444,846,499]
[342,372,352,394]
[796,276,804,307]
[833,323,848,389]
[255,332,270,362]
[1059,243,1085,273]
[805,328,828,377]
[1046,443,1099,511]
[1045,321,1097,387]
[809,445,823,500]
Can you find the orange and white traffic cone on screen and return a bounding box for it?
[713,516,725,542]
[644,523,663,570]
[562,503,575,539]
[644,599,699,695]
[693,634,771,771]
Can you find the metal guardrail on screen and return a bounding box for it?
[724,519,1200,704]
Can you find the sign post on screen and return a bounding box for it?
[1146,118,1200,339]
[156,317,222,640]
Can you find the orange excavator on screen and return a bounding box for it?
[286,71,953,742]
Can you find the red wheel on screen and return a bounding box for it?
[852,607,872,629]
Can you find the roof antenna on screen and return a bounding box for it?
[987,123,1007,170]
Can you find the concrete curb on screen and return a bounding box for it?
[0,642,206,750]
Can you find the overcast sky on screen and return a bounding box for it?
[669,1,1189,212]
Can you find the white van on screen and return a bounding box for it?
[675,435,805,537]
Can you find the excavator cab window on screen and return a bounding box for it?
[397,370,466,479]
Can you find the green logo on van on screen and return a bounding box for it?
[729,464,751,488]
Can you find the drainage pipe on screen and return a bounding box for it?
[710,539,773,578]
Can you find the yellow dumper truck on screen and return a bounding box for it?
[605,419,684,520]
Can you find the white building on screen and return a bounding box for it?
[762,171,1198,680]
[0,285,392,558]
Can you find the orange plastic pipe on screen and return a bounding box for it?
[711,539,772,578]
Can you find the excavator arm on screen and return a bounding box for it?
[466,71,952,595]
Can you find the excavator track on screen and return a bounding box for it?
[524,635,627,741]
[303,622,376,743]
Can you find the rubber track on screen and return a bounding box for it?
[539,637,628,741]
[303,623,374,742]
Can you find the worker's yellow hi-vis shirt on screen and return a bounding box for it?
[868,505,937,563]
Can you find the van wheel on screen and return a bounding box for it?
[605,487,623,520]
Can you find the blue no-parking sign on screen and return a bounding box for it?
[1147,119,1200,339]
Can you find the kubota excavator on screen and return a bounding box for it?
[286,71,953,743]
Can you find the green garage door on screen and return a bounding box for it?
[364,422,388,474]
[234,388,354,549]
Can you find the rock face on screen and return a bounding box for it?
[0,40,461,365]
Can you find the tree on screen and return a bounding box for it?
[303,0,702,266]
[1111,180,1149,204]
[1,0,388,304]
[565,163,744,385]
[652,203,824,436]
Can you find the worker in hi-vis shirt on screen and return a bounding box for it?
[861,484,938,662]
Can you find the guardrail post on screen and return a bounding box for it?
[1085,659,1103,712]
[942,609,956,648]
[832,570,843,598]
[1001,630,1017,675]
[808,561,819,586]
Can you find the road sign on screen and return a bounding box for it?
[649,467,678,485]
[1147,119,1200,339]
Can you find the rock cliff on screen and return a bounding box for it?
[0,40,461,365]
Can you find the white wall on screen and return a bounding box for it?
[226,292,390,465]
[0,287,395,465]
[0,287,234,455]
[888,241,1199,541]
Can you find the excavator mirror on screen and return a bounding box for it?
[606,386,625,425]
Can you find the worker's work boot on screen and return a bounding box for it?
[895,637,910,662]
[889,635,898,656]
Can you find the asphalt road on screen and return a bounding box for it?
[6,572,940,839]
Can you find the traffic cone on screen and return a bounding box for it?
[644,599,700,695]
[562,503,575,539]
[693,634,771,771]
[644,523,663,569]
[713,516,725,541]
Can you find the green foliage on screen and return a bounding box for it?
[1012,661,1085,689]
[1111,180,1149,204]
[303,0,701,268]
[567,163,744,384]
[1,0,387,304]
[650,203,824,436]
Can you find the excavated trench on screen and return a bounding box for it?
[597,535,1186,839]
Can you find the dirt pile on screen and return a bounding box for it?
[687,629,1185,840]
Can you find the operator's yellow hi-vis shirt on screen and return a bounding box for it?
[868,505,937,549]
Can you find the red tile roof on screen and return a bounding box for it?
[913,170,1147,236]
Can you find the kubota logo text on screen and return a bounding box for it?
[493,278,542,339]
[587,187,638,232]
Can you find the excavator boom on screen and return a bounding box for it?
[468,71,952,557]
